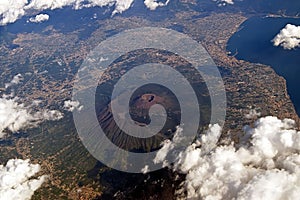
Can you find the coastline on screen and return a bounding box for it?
[180,13,300,139]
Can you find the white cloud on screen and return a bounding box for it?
[245,108,261,119]
[222,0,234,4]
[0,75,63,138]
[28,13,49,23]
[0,78,51,199]
[213,0,234,6]
[0,159,46,200]
[25,0,71,10]
[153,124,221,168]
[0,0,27,26]
[0,97,63,138]
[5,74,23,89]
[154,140,174,165]
[153,126,184,166]
[144,0,170,10]
[272,24,300,50]
[63,100,83,112]
[0,0,168,26]
[154,116,300,200]
[141,165,149,174]
[112,0,134,15]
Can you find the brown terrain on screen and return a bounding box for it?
[0,7,299,200]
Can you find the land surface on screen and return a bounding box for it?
[0,5,299,200]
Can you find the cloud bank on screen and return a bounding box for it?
[0,0,27,26]
[272,24,300,50]
[28,13,49,23]
[154,116,300,200]
[0,159,46,200]
[0,0,170,26]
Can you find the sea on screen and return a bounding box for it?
[227,16,300,115]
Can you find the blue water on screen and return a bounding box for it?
[227,17,300,115]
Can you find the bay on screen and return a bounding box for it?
[227,16,300,115]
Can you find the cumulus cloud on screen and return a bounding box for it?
[153,126,185,166]
[24,0,77,10]
[272,24,300,50]
[0,0,168,26]
[0,0,27,26]
[0,97,63,138]
[144,0,170,10]
[28,13,49,23]
[111,0,134,15]
[63,100,83,112]
[0,159,46,200]
[0,76,63,138]
[153,116,300,200]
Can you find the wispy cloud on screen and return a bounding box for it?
[5,74,23,89]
